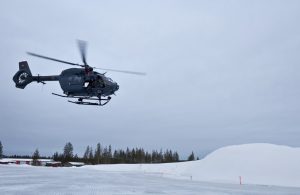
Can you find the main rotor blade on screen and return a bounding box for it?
[77,40,88,65]
[93,67,146,76]
[27,52,82,67]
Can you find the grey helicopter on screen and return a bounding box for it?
[13,40,146,106]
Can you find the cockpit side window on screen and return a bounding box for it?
[84,75,105,89]
[83,81,89,87]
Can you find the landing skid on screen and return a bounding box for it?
[52,93,111,106]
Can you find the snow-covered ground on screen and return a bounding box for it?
[1,164,299,195]
[1,143,300,194]
[85,143,300,187]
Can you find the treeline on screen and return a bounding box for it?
[4,155,51,159]
[0,141,51,159]
[53,142,184,164]
[0,140,198,164]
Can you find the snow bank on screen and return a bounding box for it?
[181,143,300,187]
[84,143,300,187]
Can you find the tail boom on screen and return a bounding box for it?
[13,61,59,89]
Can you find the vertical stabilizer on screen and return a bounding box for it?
[13,61,33,89]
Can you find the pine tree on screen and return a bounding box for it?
[88,147,94,164]
[158,149,163,163]
[145,152,151,163]
[32,149,40,166]
[94,143,102,164]
[108,145,112,158]
[53,152,59,161]
[126,147,130,163]
[131,148,136,163]
[73,154,79,162]
[187,151,195,161]
[0,141,3,159]
[103,146,109,163]
[83,146,90,164]
[173,152,179,162]
[63,142,73,163]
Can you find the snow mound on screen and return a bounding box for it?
[181,143,300,187]
[84,143,300,187]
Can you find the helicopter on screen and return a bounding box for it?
[13,40,146,106]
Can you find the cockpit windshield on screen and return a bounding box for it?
[95,72,115,83]
[107,77,114,83]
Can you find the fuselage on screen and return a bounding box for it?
[59,68,119,97]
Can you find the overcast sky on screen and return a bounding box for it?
[1,0,300,158]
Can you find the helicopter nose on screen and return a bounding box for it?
[115,84,119,91]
